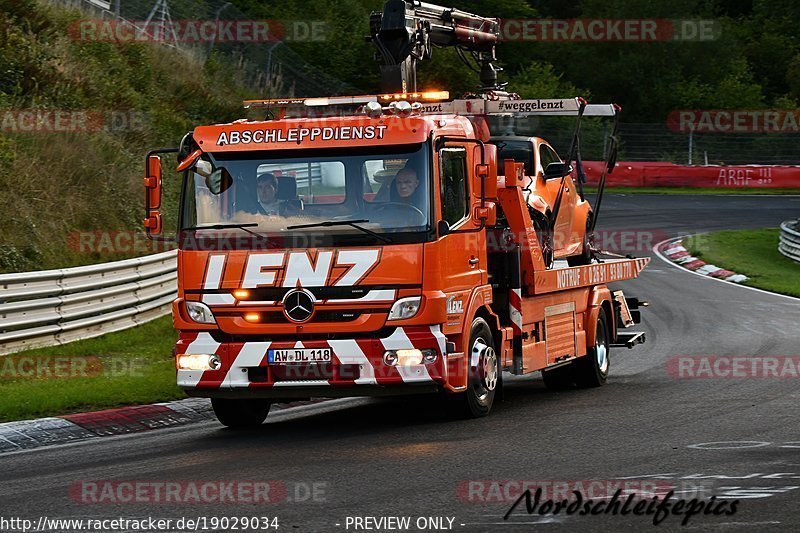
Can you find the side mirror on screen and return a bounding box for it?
[473,144,498,199]
[206,167,233,195]
[437,220,450,237]
[474,201,497,226]
[543,161,573,180]
[144,154,163,236]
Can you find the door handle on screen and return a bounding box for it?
[469,257,479,265]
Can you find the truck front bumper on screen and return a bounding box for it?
[176,326,448,399]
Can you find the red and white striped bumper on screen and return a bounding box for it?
[176,326,448,396]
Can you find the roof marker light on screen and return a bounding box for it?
[364,101,384,118]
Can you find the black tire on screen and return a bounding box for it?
[541,364,574,390]
[567,214,594,267]
[451,318,499,418]
[574,308,610,388]
[211,398,272,428]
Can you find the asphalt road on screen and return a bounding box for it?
[2,194,800,533]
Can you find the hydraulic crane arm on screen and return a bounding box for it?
[368,0,501,93]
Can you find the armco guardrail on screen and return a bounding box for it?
[580,162,800,189]
[779,220,800,264]
[0,250,177,355]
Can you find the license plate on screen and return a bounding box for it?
[268,348,332,364]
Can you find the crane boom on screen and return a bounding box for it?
[368,0,501,93]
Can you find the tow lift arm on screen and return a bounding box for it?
[368,0,502,93]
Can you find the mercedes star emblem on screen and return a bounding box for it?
[283,289,315,323]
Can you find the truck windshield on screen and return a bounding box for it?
[180,143,431,247]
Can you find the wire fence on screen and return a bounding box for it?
[45,0,356,97]
[499,118,800,165]
[44,0,800,166]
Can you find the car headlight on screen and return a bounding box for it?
[387,296,421,321]
[185,301,216,324]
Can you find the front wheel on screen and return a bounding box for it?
[211,398,272,428]
[451,318,499,418]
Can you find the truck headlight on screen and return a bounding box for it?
[387,297,421,321]
[185,301,216,324]
[177,353,221,371]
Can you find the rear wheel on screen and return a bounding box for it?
[574,308,610,388]
[211,398,272,428]
[451,318,499,418]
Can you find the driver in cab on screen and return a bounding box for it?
[377,166,426,228]
[390,167,422,206]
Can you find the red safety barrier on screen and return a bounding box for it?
[578,161,800,189]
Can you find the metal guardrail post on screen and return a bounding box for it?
[0,250,177,355]
[778,220,800,265]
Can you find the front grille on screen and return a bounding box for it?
[217,310,379,323]
[249,363,362,382]
[193,285,414,302]
[211,327,397,343]
[273,363,334,381]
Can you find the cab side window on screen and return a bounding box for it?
[440,147,468,226]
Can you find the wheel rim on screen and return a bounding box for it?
[472,336,498,402]
[596,321,609,374]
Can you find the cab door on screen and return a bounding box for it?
[436,145,484,293]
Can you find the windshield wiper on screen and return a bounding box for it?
[182,223,259,231]
[181,223,280,247]
[285,219,392,244]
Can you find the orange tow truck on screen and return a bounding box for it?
[143,1,649,426]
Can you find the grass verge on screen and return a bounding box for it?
[0,316,181,422]
[683,228,800,298]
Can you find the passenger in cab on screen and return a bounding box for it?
[255,172,282,215]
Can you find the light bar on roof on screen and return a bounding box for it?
[377,91,450,102]
[243,91,450,109]
[243,98,306,109]
[243,95,379,109]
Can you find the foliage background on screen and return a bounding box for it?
[0,0,797,271]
